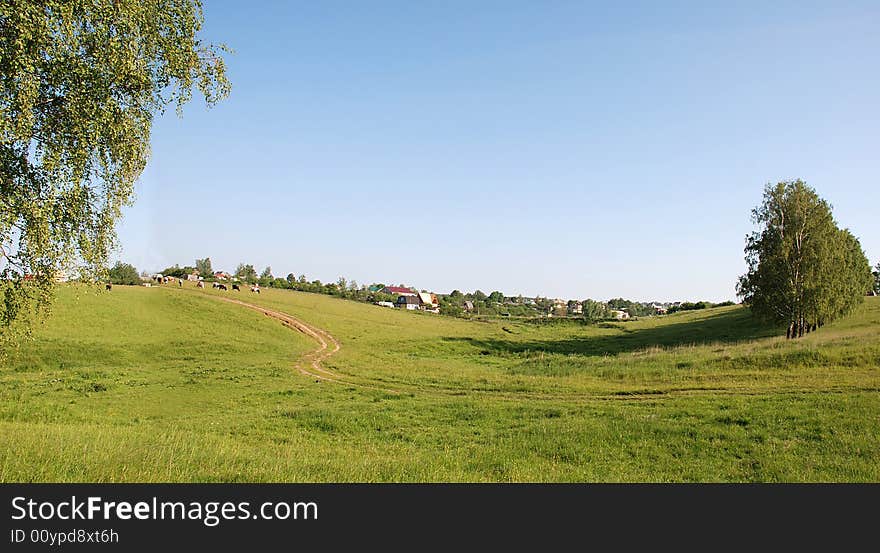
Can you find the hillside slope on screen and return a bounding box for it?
[1,285,878,482]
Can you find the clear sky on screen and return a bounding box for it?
[114,1,879,302]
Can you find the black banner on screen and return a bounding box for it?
[1,484,875,551]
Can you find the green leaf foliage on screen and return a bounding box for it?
[737,180,872,338]
[108,261,139,285]
[0,0,230,344]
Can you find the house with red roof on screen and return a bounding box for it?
[381,286,416,297]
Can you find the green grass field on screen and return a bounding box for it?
[1,284,878,482]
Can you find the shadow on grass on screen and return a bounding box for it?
[445,307,782,357]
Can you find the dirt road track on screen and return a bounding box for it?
[216,297,344,383]
[213,296,406,395]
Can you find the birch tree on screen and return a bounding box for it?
[737,180,872,338]
[1,0,230,344]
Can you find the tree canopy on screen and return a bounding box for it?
[258,266,273,286]
[0,0,229,343]
[737,180,872,338]
[235,263,257,283]
[108,261,139,285]
[196,257,213,278]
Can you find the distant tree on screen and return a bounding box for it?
[582,299,608,321]
[286,273,297,286]
[235,263,258,283]
[668,301,711,314]
[258,266,273,286]
[108,262,140,285]
[487,291,505,304]
[196,258,213,279]
[438,296,464,317]
[371,292,396,303]
[605,298,651,317]
[472,290,487,301]
[161,265,187,278]
[336,277,348,297]
[737,180,872,338]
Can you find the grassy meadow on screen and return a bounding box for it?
[1,283,878,482]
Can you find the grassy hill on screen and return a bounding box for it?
[1,284,878,481]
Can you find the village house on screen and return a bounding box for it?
[383,286,417,297]
[214,271,230,281]
[611,309,630,320]
[186,271,200,282]
[567,300,583,315]
[550,298,567,317]
[418,291,439,309]
[463,300,475,312]
[396,295,421,310]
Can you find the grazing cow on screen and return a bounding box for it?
[197,281,205,289]
[178,278,182,287]
[232,284,241,291]
[250,286,260,294]
[212,282,219,289]
[217,284,227,291]
[106,283,112,291]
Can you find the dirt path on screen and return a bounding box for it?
[216,297,345,383]
[215,296,406,395]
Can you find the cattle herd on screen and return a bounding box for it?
[211,281,260,293]
[106,275,261,293]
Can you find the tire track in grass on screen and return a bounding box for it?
[214,296,401,394]
[217,297,340,382]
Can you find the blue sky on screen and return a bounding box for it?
[114,1,879,302]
